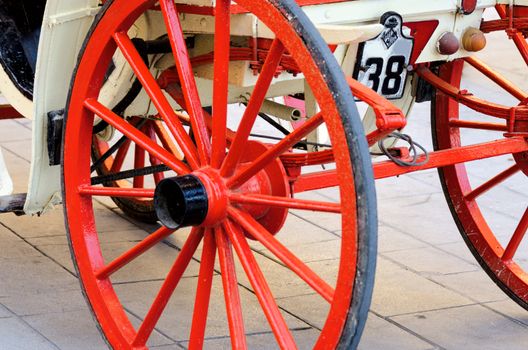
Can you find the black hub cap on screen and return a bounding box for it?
[154,175,208,229]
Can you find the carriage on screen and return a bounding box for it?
[0,0,527,348]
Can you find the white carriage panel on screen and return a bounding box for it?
[496,0,528,4]
[0,69,32,119]
[449,8,488,60]
[25,0,100,215]
[299,0,496,63]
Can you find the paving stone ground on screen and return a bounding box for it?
[2,15,528,350]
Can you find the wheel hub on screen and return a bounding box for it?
[154,175,209,229]
[154,141,290,233]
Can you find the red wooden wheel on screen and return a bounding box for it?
[63,0,377,348]
[433,26,528,308]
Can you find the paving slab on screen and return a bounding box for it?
[382,246,479,276]
[114,276,310,342]
[370,257,474,317]
[23,309,109,350]
[391,304,528,350]
[0,255,79,298]
[0,317,57,350]
[484,299,528,327]
[378,193,462,245]
[0,303,14,318]
[377,224,428,253]
[429,270,510,305]
[358,312,433,350]
[181,328,319,350]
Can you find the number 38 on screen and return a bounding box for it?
[364,55,406,96]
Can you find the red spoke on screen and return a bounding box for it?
[133,228,204,347]
[152,120,184,160]
[113,31,201,169]
[211,0,231,169]
[133,144,146,188]
[95,226,174,279]
[220,39,286,177]
[228,207,334,303]
[502,207,528,261]
[110,139,131,173]
[84,98,190,175]
[465,164,520,201]
[146,123,165,184]
[227,113,324,189]
[159,0,211,165]
[448,119,508,132]
[215,226,247,349]
[464,56,528,101]
[223,220,296,349]
[229,193,341,213]
[78,186,154,198]
[188,230,216,349]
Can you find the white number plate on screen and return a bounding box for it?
[353,12,414,100]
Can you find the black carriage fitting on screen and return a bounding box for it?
[154,175,208,230]
[0,0,47,99]
[0,193,26,215]
[47,109,65,166]
[414,76,434,103]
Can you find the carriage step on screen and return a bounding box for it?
[0,193,26,215]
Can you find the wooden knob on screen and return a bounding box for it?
[437,32,460,55]
[462,28,487,52]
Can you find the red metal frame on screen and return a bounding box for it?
[0,105,23,120]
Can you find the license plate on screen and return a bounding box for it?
[353,12,414,100]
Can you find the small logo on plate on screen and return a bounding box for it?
[380,14,403,48]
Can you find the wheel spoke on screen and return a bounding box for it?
[223,219,296,349]
[229,193,341,213]
[502,207,528,261]
[188,230,216,349]
[133,228,204,347]
[95,226,174,280]
[78,186,154,198]
[113,31,201,169]
[84,98,190,174]
[464,56,528,101]
[146,123,165,184]
[211,0,231,169]
[110,139,131,174]
[152,120,184,160]
[133,144,146,188]
[227,113,324,189]
[228,207,334,303]
[465,164,520,201]
[220,39,286,177]
[215,226,247,349]
[448,119,508,132]
[159,0,211,165]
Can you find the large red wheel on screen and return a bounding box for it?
[432,8,528,308]
[63,0,377,348]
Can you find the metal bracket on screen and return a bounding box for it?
[46,6,100,27]
[47,109,64,166]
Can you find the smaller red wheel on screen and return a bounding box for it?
[433,53,528,308]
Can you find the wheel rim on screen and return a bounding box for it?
[433,54,528,307]
[63,0,376,348]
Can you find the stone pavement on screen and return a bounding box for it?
[1,28,528,350]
